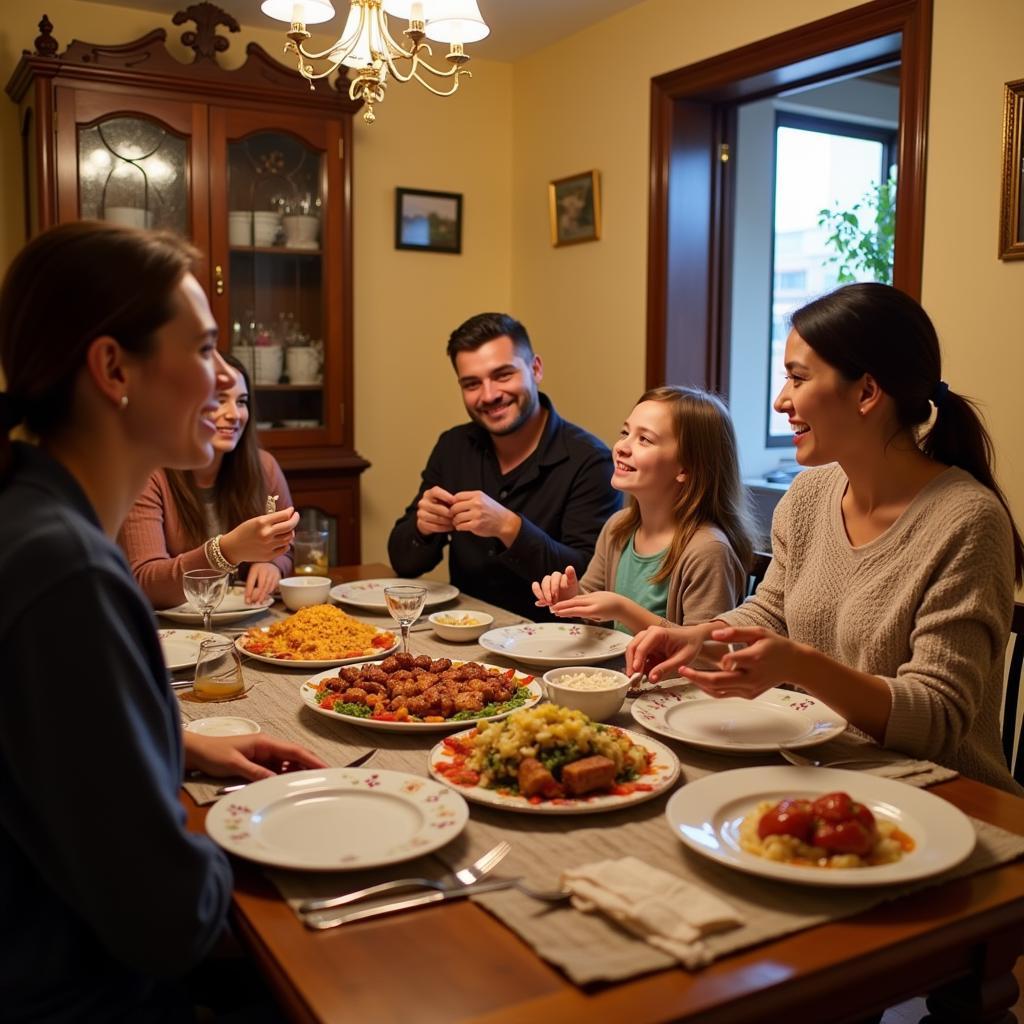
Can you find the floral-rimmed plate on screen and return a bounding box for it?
[158,628,219,671]
[299,663,544,732]
[329,578,459,610]
[478,623,629,667]
[205,767,469,871]
[665,766,975,887]
[157,587,274,626]
[235,629,399,670]
[428,726,680,814]
[631,684,847,753]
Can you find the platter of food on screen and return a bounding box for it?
[158,628,218,671]
[235,604,398,669]
[329,578,459,610]
[300,657,542,732]
[428,705,680,813]
[477,623,629,667]
[665,766,975,886]
[158,587,273,625]
[631,684,847,752]
[205,767,469,871]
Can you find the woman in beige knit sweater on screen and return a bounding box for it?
[532,386,753,633]
[627,284,1023,792]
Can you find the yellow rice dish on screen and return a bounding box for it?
[240,604,395,661]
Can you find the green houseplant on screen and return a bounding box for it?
[818,175,896,283]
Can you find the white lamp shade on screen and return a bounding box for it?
[381,0,424,17]
[424,0,489,44]
[332,2,388,68]
[261,0,336,25]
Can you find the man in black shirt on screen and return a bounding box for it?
[388,313,621,621]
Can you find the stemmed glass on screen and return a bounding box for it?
[384,585,427,655]
[183,568,229,632]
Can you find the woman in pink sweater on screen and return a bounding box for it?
[119,353,298,608]
[627,284,1023,791]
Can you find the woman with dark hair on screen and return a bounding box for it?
[0,221,324,1019]
[627,283,1022,793]
[119,352,298,609]
[532,386,753,631]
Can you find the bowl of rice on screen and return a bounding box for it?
[428,610,494,642]
[542,666,630,721]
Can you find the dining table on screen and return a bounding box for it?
[177,562,1024,1024]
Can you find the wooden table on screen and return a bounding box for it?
[185,564,1024,1024]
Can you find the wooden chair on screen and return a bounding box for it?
[746,550,772,599]
[1003,602,1024,785]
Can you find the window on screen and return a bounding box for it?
[766,113,897,445]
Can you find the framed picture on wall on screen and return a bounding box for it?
[395,187,462,253]
[998,78,1024,260]
[549,170,601,247]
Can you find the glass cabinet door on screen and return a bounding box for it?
[225,131,326,432]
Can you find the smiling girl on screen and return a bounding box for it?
[119,352,299,608]
[532,386,754,632]
[627,284,1023,793]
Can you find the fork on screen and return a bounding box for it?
[779,747,900,770]
[297,839,511,914]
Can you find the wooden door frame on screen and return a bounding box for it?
[645,0,933,391]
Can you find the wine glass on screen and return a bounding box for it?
[384,585,427,655]
[183,568,229,632]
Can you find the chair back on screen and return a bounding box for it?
[1003,602,1024,785]
[746,551,772,599]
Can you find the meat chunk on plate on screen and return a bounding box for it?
[517,757,562,799]
[560,755,617,796]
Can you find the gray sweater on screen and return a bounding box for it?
[720,463,1019,793]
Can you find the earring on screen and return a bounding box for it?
[120,394,129,409]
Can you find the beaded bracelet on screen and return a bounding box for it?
[205,534,239,573]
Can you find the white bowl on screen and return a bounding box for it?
[428,609,494,642]
[279,576,332,610]
[185,716,261,737]
[542,666,630,721]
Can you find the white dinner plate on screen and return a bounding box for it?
[631,684,847,752]
[235,629,399,670]
[300,663,543,732]
[329,578,459,610]
[206,768,469,871]
[428,726,680,814]
[477,623,629,667]
[157,587,274,625]
[665,766,975,887]
[158,628,219,671]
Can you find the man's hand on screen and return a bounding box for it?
[450,490,521,547]
[183,732,326,782]
[415,486,455,536]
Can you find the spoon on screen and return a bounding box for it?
[778,747,898,770]
[626,671,647,698]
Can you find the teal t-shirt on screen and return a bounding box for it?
[612,532,669,634]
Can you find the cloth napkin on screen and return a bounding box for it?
[561,856,741,969]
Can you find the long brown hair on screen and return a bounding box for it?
[608,386,755,582]
[792,283,1024,585]
[164,352,265,546]
[0,221,197,477]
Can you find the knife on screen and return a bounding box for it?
[302,877,523,930]
[214,748,377,796]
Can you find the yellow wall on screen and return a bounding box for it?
[2,0,1022,571]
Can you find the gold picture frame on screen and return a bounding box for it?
[549,170,601,247]
[998,78,1024,260]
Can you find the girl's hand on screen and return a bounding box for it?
[626,623,718,680]
[549,590,623,623]
[677,626,809,699]
[183,732,326,781]
[219,507,299,566]
[531,565,579,607]
[244,562,281,604]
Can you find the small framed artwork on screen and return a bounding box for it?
[395,187,462,254]
[549,170,601,247]
[998,78,1024,260]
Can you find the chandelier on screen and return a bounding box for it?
[260,0,490,125]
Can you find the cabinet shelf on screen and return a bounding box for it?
[230,245,322,256]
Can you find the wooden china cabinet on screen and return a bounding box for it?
[6,4,370,563]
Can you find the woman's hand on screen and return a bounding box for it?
[676,626,810,699]
[183,732,326,782]
[219,507,299,566]
[549,590,623,623]
[626,622,720,681]
[244,562,281,604]
[532,565,579,607]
